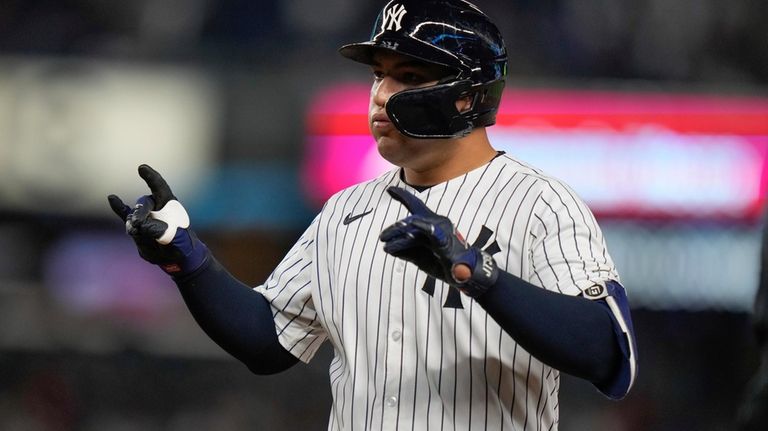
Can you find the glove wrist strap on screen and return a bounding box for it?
[159,230,210,277]
[452,249,499,298]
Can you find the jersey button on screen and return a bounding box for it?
[395,263,404,273]
[391,330,402,341]
[386,396,398,407]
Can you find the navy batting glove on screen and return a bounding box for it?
[380,186,498,297]
[108,164,209,277]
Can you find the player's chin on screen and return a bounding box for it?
[375,134,410,166]
[372,126,399,145]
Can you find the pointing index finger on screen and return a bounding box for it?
[137,164,176,209]
[107,194,131,222]
[386,186,433,216]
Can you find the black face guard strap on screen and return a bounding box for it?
[385,79,475,139]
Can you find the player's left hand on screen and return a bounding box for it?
[380,186,498,297]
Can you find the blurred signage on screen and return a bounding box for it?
[303,85,768,221]
[0,57,220,215]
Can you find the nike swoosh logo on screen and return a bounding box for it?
[343,209,373,225]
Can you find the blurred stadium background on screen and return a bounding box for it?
[1,0,767,430]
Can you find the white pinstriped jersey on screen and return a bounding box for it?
[255,153,621,430]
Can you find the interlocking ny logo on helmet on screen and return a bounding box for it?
[381,3,407,31]
[339,0,508,139]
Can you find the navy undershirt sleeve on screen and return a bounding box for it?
[173,257,299,374]
[474,270,624,393]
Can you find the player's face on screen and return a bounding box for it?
[368,51,457,168]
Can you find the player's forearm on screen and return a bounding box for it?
[475,270,623,387]
[173,257,299,374]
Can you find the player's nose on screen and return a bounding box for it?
[371,76,401,107]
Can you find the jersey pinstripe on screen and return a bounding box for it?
[255,154,621,430]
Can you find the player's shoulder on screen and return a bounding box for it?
[495,153,586,204]
[495,154,568,188]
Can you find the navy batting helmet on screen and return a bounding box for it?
[339,0,508,139]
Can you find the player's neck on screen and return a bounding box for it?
[402,129,498,187]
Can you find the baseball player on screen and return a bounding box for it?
[108,1,637,429]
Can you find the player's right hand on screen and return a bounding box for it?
[380,186,499,297]
[108,164,209,277]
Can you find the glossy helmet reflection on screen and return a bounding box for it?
[339,0,508,139]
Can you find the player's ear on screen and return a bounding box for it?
[455,95,473,113]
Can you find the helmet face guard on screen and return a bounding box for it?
[386,79,504,139]
[339,0,508,139]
